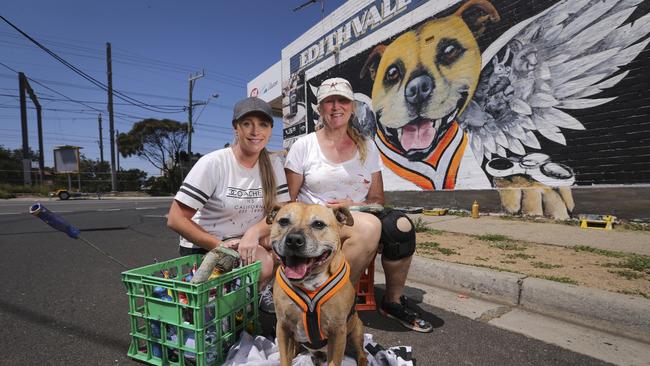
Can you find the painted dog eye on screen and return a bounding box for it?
[278,217,291,227]
[384,64,401,85]
[311,220,327,230]
[437,38,466,66]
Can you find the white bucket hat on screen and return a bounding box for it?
[317,77,354,104]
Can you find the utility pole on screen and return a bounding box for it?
[98,113,104,164]
[106,42,117,192]
[187,70,204,162]
[18,72,44,185]
[18,73,31,186]
[116,129,120,171]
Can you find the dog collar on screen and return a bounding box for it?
[276,260,352,349]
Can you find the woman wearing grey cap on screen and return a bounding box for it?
[167,97,289,313]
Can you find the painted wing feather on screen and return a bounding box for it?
[460,0,650,164]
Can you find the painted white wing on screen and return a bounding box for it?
[458,0,650,163]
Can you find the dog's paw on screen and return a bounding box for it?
[495,175,575,220]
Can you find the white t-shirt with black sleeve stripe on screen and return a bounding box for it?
[174,147,289,249]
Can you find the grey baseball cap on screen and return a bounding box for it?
[232,97,274,126]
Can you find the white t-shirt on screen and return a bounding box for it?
[174,148,290,249]
[285,132,382,204]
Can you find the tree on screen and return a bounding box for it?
[0,145,37,186]
[117,119,188,191]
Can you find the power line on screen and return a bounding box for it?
[0,15,186,113]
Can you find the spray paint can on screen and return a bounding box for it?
[471,200,480,219]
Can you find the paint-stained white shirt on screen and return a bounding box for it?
[285,132,382,205]
[174,148,289,249]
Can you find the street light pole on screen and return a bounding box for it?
[187,70,204,161]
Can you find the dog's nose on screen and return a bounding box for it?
[404,75,434,105]
[285,233,305,249]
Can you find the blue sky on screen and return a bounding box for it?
[0,0,345,176]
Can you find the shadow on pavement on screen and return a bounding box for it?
[0,299,126,352]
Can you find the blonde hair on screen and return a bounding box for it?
[258,148,277,214]
[233,118,277,214]
[318,101,368,163]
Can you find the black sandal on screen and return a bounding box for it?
[379,296,433,333]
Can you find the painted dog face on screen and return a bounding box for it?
[362,0,499,162]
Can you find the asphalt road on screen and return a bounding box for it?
[0,198,613,365]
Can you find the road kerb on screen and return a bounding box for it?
[520,277,650,343]
[376,255,650,343]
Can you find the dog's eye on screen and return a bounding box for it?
[437,39,466,66]
[278,217,291,227]
[311,220,327,230]
[383,64,402,86]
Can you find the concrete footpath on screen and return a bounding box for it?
[378,214,650,365]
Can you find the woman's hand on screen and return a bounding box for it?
[220,237,240,250]
[237,230,260,266]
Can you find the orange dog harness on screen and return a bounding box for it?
[276,260,354,349]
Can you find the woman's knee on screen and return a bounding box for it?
[352,212,381,241]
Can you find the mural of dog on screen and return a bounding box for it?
[360,0,650,219]
[361,0,498,191]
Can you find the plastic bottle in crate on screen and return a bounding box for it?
[150,321,162,358]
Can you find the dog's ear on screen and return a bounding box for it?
[266,205,282,225]
[333,206,354,227]
[454,0,500,36]
[360,45,386,81]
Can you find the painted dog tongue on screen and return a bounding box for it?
[401,119,435,151]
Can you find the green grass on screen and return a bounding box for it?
[596,253,650,273]
[417,241,440,249]
[412,217,430,232]
[490,242,527,251]
[0,189,15,199]
[535,275,578,285]
[619,255,650,272]
[531,261,563,269]
[608,270,644,280]
[0,183,50,196]
[475,234,511,242]
[505,253,535,260]
[572,245,626,258]
[425,228,444,235]
[436,247,458,256]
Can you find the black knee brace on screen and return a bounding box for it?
[377,209,416,260]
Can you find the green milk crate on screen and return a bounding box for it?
[121,255,261,365]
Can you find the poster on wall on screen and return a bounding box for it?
[281,72,307,150]
[284,0,650,218]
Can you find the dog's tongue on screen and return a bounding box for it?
[401,119,436,151]
[284,262,309,279]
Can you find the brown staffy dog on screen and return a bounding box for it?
[267,202,366,366]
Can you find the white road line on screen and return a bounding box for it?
[136,207,159,210]
[0,212,23,215]
[97,208,121,212]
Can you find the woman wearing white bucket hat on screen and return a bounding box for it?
[285,77,432,332]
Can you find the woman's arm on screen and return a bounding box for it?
[285,168,304,202]
[167,200,221,250]
[365,171,385,205]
